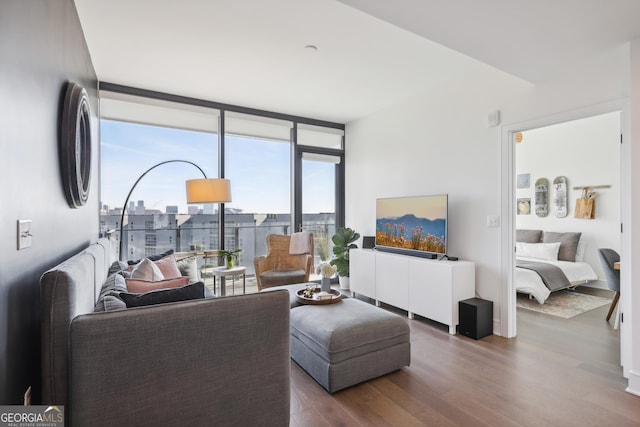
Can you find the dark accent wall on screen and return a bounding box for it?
[0,0,98,404]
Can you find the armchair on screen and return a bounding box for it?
[255,232,314,290]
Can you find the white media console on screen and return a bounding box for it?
[350,249,475,334]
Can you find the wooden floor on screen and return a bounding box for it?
[289,289,640,426]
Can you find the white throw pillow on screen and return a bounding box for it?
[516,242,561,261]
[574,239,586,262]
[130,258,165,281]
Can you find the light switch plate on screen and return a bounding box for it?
[486,215,500,228]
[18,220,33,250]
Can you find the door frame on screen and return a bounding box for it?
[499,99,629,376]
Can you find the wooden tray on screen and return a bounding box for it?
[296,288,342,305]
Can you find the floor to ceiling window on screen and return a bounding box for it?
[99,92,219,260]
[224,112,293,275]
[98,85,345,281]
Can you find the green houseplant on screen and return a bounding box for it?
[330,227,360,290]
[219,248,242,269]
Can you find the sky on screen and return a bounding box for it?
[376,194,447,220]
[100,120,335,215]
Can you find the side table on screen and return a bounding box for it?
[212,266,246,296]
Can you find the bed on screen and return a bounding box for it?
[515,230,598,304]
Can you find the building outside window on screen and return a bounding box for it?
[99,89,344,281]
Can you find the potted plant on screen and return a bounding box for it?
[219,248,242,269]
[330,227,360,290]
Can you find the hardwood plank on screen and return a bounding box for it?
[288,290,639,426]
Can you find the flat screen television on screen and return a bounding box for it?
[375,194,448,258]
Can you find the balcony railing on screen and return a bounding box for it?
[102,215,335,282]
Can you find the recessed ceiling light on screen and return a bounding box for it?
[304,45,318,52]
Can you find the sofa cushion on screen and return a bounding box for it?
[107,260,131,278]
[176,255,200,282]
[154,254,183,279]
[126,249,174,266]
[130,258,165,281]
[125,276,190,294]
[260,269,306,288]
[94,270,128,312]
[119,282,205,308]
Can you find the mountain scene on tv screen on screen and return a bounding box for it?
[376,214,446,253]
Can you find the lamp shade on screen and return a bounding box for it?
[186,178,232,203]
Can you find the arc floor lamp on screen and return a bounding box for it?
[118,160,231,260]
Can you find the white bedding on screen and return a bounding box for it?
[515,256,598,304]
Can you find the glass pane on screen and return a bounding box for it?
[302,157,337,280]
[225,121,292,278]
[100,119,218,260]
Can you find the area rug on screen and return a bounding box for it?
[516,290,611,319]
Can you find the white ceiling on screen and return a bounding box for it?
[74,0,640,124]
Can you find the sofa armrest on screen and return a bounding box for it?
[68,291,290,427]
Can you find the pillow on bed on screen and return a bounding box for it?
[516,229,543,243]
[542,231,582,262]
[516,242,561,261]
[574,239,586,262]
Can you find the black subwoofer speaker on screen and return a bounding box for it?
[362,236,375,249]
[458,298,493,340]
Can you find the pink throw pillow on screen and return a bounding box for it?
[154,254,183,279]
[125,276,190,294]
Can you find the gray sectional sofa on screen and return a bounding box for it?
[40,238,291,426]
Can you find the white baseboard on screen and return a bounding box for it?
[626,370,640,397]
[581,280,609,290]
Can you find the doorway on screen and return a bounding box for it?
[512,112,621,364]
[500,101,629,376]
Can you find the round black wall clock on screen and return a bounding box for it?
[60,82,92,208]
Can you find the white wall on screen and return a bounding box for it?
[515,112,621,288]
[345,53,628,337]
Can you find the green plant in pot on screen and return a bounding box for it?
[330,227,360,290]
[219,248,242,269]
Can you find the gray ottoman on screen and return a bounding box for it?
[259,283,313,308]
[290,298,410,393]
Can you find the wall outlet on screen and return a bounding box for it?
[17,220,33,250]
[486,215,500,228]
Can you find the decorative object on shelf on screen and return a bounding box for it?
[316,262,337,292]
[295,287,342,305]
[573,185,610,219]
[330,227,360,290]
[59,82,92,208]
[552,176,568,218]
[219,248,242,269]
[118,159,231,260]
